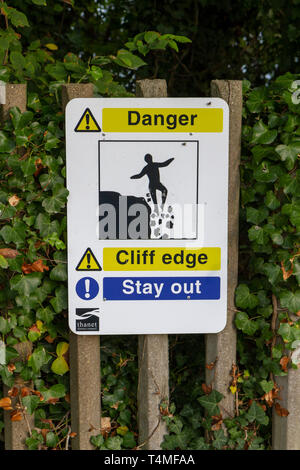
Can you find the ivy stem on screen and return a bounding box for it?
[1,0,9,66]
[18,394,32,438]
[270,294,278,383]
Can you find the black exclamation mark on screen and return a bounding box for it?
[86,113,90,130]
[87,252,91,269]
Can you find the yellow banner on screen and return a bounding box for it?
[103,247,221,271]
[102,108,223,133]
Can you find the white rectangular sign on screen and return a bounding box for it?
[65,98,229,334]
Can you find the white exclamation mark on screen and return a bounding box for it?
[85,279,90,298]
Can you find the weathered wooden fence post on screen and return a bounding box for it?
[62,84,101,450]
[205,80,242,418]
[136,79,169,450]
[4,343,33,450]
[1,83,35,450]
[272,364,300,449]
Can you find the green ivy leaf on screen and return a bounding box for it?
[11,273,42,296]
[28,346,51,373]
[7,8,29,27]
[235,311,258,335]
[32,0,47,5]
[0,220,27,248]
[251,120,277,145]
[36,306,55,324]
[0,317,10,334]
[262,263,281,285]
[246,401,269,426]
[121,431,136,449]
[105,436,123,450]
[253,162,279,183]
[10,51,26,70]
[41,384,66,402]
[279,290,300,314]
[0,255,8,269]
[51,356,69,375]
[246,88,268,113]
[35,213,60,238]
[264,191,280,210]
[235,284,258,309]
[46,431,59,448]
[212,429,228,450]
[246,207,269,225]
[197,390,224,415]
[276,143,300,169]
[42,184,68,214]
[22,395,40,414]
[260,380,274,394]
[50,285,68,313]
[0,131,15,153]
[278,323,293,343]
[50,262,67,281]
[27,92,41,111]
[91,434,104,448]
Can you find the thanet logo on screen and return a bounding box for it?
[75,308,99,332]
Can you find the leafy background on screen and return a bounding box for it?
[0,0,299,451]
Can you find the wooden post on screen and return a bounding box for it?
[272,367,300,449]
[4,343,33,450]
[205,80,242,417]
[0,83,27,121]
[62,83,101,450]
[136,79,169,450]
[0,83,34,450]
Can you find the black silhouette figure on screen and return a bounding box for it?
[131,154,174,212]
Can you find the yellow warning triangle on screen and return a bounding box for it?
[76,248,102,271]
[74,108,101,132]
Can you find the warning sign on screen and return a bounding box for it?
[103,248,220,271]
[74,108,101,132]
[76,248,102,271]
[66,97,229,335]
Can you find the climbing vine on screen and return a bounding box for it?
[0,0,299,452]
[0,0,191,450]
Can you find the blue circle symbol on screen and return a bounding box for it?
[76,277,99,300]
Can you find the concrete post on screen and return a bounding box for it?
[272,365,300,449]
[0,83,27,120]
[205,80,242,418]
[62,83,101,450]
[0,83,34,450]
[136,79,169,450]
[3,342,33,450]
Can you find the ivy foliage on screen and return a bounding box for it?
[6,0,300,97]
[0,0,190,450]
[0,0,300,453]
[156,74,300,451]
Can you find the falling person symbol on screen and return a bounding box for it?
[130,154,174,212]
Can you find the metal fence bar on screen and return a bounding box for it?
[205,80,242,418]
[62,83,101,450]
[0,83,34,450]
[136,79,169,450]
